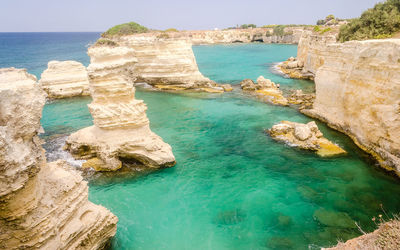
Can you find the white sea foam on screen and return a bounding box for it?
[44,135,85,167]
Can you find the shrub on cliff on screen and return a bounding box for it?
[338,0,400,42]
[95,39,119,47]
[165,28,179,32]
[102,22,148,37]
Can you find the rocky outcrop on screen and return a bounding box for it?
[287,89,315,110]
[39,60,90,98]
[279,31,337,80]
[240,76,288,106]
[0,68,117,249]
[65,46,176,171]
[268,121,346,157]
[96,35,225,92]
[324,220,400,250]
[302,39,400,175]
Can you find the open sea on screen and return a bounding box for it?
[2,32,400,250]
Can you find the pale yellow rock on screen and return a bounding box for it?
[240,76,288,106]
[302,38,400,175]
[66,45,176,171]
[268,120,346,157]
[0,68,117,249]
[39,60,90,98]
[158,27,307,44]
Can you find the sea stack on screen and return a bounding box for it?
[268,121,346,157]
[0,68,117,249]
[39,60,90,98]
[65,45,176,171]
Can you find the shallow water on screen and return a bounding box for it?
[39,43,400,249]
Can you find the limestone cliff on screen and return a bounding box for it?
[39,60,90,98]
[65,46,176,171]
[0,68,117,249]
[302,39,400,176]
[162,27,306,44]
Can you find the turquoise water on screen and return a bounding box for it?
[38,43,400,249]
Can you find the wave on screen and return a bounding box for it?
[43,135,85,167]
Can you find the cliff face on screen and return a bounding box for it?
[117,35,217,89]
[0,68,117,249]
[39,60,90,98]
[301,38,400,175]
[66,46,176,171]
[296,31,337,76]
[163,27,306,44]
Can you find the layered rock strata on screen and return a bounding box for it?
[240,76,288,106]
[99,35,226,92]
[65,46,176,171]
[39,60,90,98]
[268,121,346,157]
[0,68,117,249]
[287,89,315,110]
[302,39,400,175]
[279,32,337,80]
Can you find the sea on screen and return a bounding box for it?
[1,32,400,250]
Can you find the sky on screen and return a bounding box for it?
[0,0,383,32]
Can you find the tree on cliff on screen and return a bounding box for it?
[339,0,400,42]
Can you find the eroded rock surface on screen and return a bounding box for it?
[324,220,400,250]
[65,46,176,171]
[39,60,90,98]
[240,76,288,106]
[0,68,117,249]
[268,121,346,157]
[302,39,400,175]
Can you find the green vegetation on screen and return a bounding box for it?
[102,22,148,37]
[165,28,179,32]
[338,0,400,42]
[240,24,257,29]
[313,26,332,35]
[95,39,119,47]
[157,33,170,39]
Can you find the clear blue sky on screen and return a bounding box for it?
[1,0,383,32]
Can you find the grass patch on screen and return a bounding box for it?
[102,22,148,38]
[95,39,119,47]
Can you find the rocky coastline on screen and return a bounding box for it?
[65,45,176,171]
[0,68,117,249]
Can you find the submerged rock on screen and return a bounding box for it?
[213,209,246,225]
[266,236,294,249]
[268,121,346,157]
[240,76,288,106]
[0,68,117,249]
[313,208,356,229]
[65,46,176,171]
[39,60,90,98]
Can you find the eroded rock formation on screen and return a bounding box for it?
[96,35,226,92]
[0,68,117,249]
[268,121,346,157]
[302,39,400,175]
[65,46,176,171]
[39,60,90,98]
[240,76,288,106]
